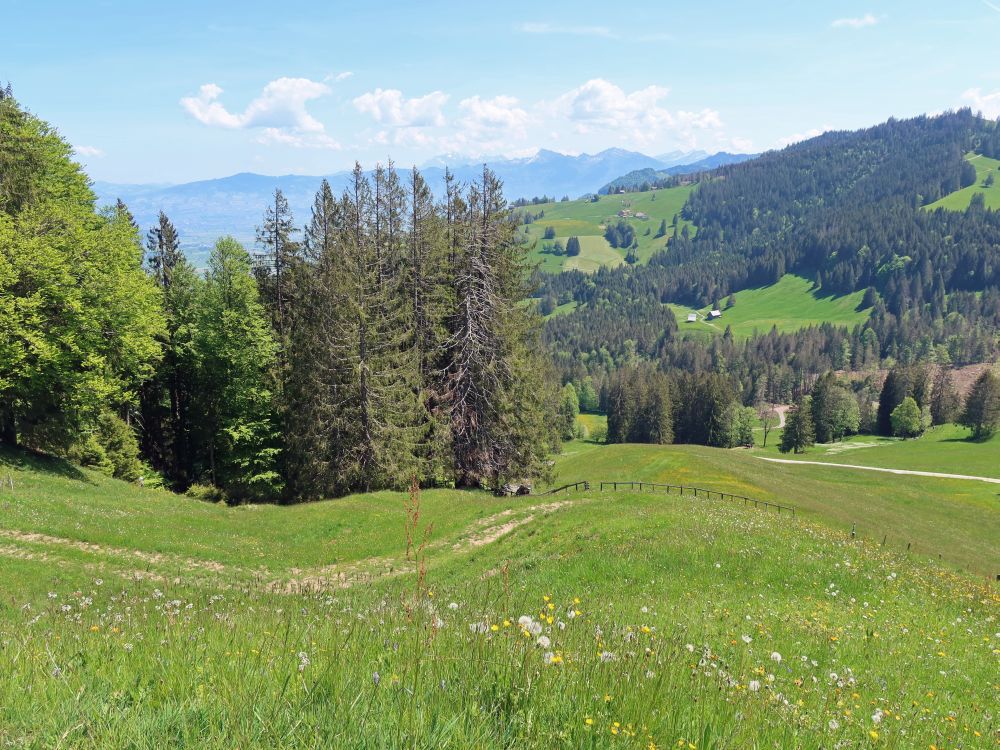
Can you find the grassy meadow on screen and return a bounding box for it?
[521,186,695,273]
[923,152,1000,211]
[751,422,1000,477]
[667,275,871,340]
[1,438,998,748]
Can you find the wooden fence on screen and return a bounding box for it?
[596,480,796,517]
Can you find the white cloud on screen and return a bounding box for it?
[257,128,341,150]
[180,78,336,147]
[831,13,879,28]
[962,87,1000,118]
[459,95,530,137]
[547,78,723,147]
[334,71,353,82]
[730,136,754,152]
[775,126,832,148]
[73,145,104,158]
[983,0,1000,12]
[352,88,449,127]
[518,22,616,38]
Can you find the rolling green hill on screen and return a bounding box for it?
[666,274,870,339]
[520,185,696,273]
[923,151,1000,211]
[0,445,996,748]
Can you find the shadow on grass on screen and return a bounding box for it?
[0,446,92,483]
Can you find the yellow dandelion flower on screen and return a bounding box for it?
[584,717,594,726]
[868,730,878,741]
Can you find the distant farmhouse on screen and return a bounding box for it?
[707,309,723,320]
[687,312,698,323]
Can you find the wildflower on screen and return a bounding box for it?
[868,729,879,741]
[828,719,839,730]
[448,602,459,610]
[748,680,761,692]
[741,635,752,644]
[584,717,594,726]
[537,635,551,648]
[297,651,310,672]
[770,651,782,663]
[490,624,499,632]
[51,666,62,678]
[373,672,380,686]
[600,650,615,662]
[517,615,532,628]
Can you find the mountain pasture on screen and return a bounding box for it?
[667,275,871,339]
[522,185,696,273]
[0,445,996,749]
[923,152,1000,211]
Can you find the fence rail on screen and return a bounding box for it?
[538,480,590,496]
[595,480,797,518]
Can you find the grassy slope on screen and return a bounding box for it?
[522,186,695,273]
[0,446,996,748]
[553,436,999,575]
[667,275,870,339]
[923,152,1000,211]
[752,423,1000,477]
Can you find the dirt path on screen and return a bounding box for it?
[756,457,1000,484]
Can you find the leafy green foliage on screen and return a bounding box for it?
[0,94,164,451]
[890,396,924,439]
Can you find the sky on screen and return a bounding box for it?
[5,0,1000,183]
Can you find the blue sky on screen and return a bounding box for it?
[5,0,1000,183]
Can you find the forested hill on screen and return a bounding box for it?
[539,110,1000,390]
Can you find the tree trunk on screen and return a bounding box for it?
[0,400,16,447]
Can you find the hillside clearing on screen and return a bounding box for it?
[667,274,870,339]
[521,185,695,273]
[923,152,1000,211]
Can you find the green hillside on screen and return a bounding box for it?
[521,185,696,273]
[0,445,996,748]
[667,275,870,339]
[923,152,1000,211]
[753,423,1000,477]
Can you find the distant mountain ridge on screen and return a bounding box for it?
[599,152,756,194]
[92,148,751,260]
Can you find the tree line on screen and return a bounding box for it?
[601,363,1000,453]
[0,92,557,502]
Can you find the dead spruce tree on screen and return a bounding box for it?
[445,166,556,489]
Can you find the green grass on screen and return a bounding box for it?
[0,445,996,748]
[752,423,1000,477]
[552,439,999,575]
[923,152,1000,211]
[521,186,696,273]
[667,275,870,339]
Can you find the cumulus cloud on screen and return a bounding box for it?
[180,78,339,148]
[518,22,615,37]
[831,13,879,28]
[459,95,530,138]
[73,145,104,158]
[962,87,1000,118]
[352,88,449,128]
[549,78,722,146]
